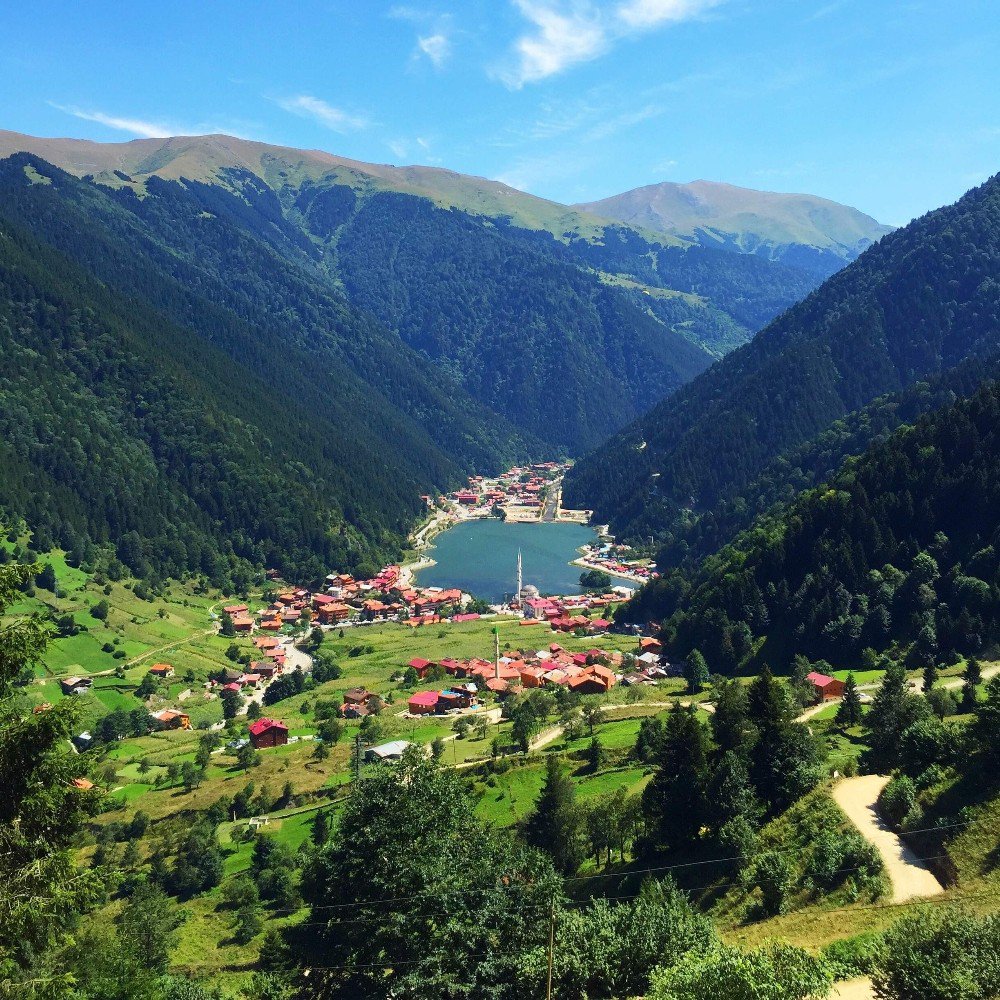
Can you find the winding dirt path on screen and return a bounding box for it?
[831,774,943,904]
[832,978,875,1000]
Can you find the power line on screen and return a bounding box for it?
[268,815,975,915]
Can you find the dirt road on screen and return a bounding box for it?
[831,774,943,904]
[832,978,875,1000]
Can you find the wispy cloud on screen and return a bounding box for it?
[417,32,451,67]
[49,103,178,138]
[499,0,723,88]
[273,94,368,132]
[390,6,455,69]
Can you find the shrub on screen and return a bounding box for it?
[821,932,885,979]
[879,774,917,829]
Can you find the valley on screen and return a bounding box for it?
[1,120,999,1000]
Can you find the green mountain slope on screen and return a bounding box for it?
[0,153,538,584]
[642,379,1000,672]
[565,172,1000,541]
[0,130,821,370]
[576,179,893,279]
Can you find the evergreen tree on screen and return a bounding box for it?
[311,809,330,847]
[710,678,750,754]
[0,563,105,994]
[961,657,983,711]
[836,672,863,727]
[865,661,932,767]
[641,705,709,852]
[923,661,939,692]
[523,756,585,875]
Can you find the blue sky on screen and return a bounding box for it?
[2,0,997,225]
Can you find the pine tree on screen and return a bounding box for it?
[523,756,584,875]
[836,672,863,727]
[923,661,939,692]
[0,562,105,990]
[961,657,983,712]
[641,705,709,852]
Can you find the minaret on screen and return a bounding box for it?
[493,626,500,680]
[516,549,523,612]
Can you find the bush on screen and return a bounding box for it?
[805,827,884,894]
[879,774,917,829]
[874,908,1000,1000]
[749,851,794,916]
[821,932,885,979]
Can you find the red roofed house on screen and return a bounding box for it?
[149,663,174,678]
[223,604,249,616]
[408,690,440,715]
[640,637,663,655]
[408,657,434,679]
[249,717,289,749]
[806,672,845,702]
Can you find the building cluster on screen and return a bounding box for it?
[443,461,567,513]
[578,542,660,583]
[520,592,616,633]
[403,643,621,699]
[229,571,475,634]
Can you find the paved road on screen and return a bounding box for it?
[831,774,944,904]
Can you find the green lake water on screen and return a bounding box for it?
[415,520,599,603]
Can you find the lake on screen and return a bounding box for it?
[415,519,599,603]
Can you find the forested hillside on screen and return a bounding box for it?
[637,380,1000,672]
[0,154,535,585]
[336,192,711,450]
[0,132,826,445]
[566,172,1000,545]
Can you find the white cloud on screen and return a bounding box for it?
[616,0,721,28]
[500,0,723,87]
[273,94,368,133]
[49,103,177,138]
[502,1,607,88]
[417,32,451,67]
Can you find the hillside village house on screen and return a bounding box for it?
[807,671,846,702]
[149,663,174,678]
[60,676,92,696]
[152,709,191,730]
[248,717,289,749]
[366,740,411,763]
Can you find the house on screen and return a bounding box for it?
[69,777,95,790]
[639,637,664,656]
[71,731,93,750]
[408,657,434,679]
[343,687,375,705]
[438,688,474,710]
[223,604,249,616]
[149,663,174,678]
[249,717,289,749]
[60,676,92,696]
[408,690,440,715]
[806,672,846,702]
[366,740,411,763]
[232,615,255,633]
[152,709,191,730]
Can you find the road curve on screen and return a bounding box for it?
[831,774,943,904]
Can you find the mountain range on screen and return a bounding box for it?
[577,179,893,279]
[0,129,899,587]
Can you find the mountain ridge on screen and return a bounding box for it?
[576,178,893,278]
[565,170,1000,546]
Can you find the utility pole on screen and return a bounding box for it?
[493,626,500,681]
[546,895,556,1000]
